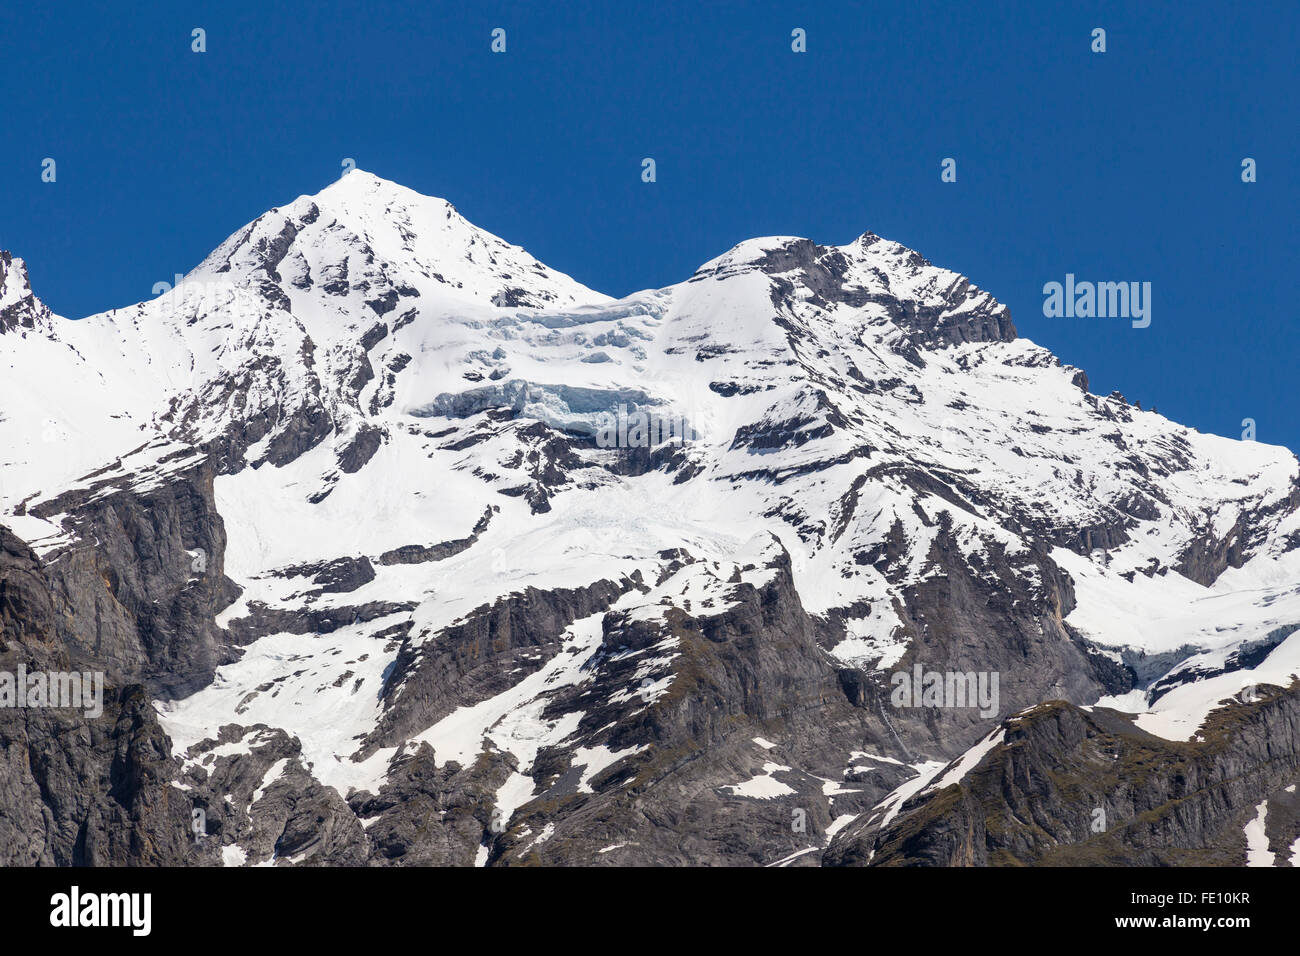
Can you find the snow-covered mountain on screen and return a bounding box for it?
[2,171,1298,866]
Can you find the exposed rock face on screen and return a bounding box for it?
[30,453,240,698]
[853,515,1119,760]
[378,532,479,567]
[348,742,513,865]
[746,235,1018,349]
[826,687,1300,867]
[1,172,1298,867]
[363,576,640,752]
[482,540,896,866]
[0,253,54,336]
[0,526,206,866]
[176,724,368,866]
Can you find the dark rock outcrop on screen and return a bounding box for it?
[826,684,1300,867]
[0,525,211,865]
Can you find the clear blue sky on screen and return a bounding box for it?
[2,0,1296,452]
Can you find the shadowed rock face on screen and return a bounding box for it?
[825,688,1300,867]
[0,526,208,866]
[360,576,641,755]
[176,723,369,866]
[347,741,515,866]
[848,511,1122,761]
[30,454,241,698]
[479,542,898,866]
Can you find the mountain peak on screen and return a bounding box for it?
[692,230,1015,349]
[189,171,610,314]
[0,251,53,335]
[314,167,448,204]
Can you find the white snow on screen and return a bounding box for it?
[722,763,798,799]
[221,844,248,867]
[1244,801,1273,867]
[923,729,1006,794]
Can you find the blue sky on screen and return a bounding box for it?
[2,0,1296,451]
